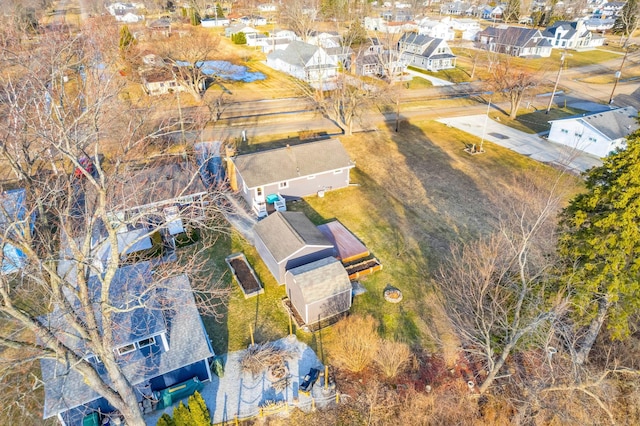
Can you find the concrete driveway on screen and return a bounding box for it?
[437,115,602,174]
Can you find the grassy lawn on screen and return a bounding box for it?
[408,65,471,83]
[199,119,583,363]
[490,106,587,134]
[407,76,433,89]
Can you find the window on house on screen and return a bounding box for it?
[561,129,569,134]
[333,169,343,174]
[116,343,136,356]
[279,181,288,189]
[256,187,263,197]
[589,137,597,142]
[574,132,583,137]
[138,337,155,348]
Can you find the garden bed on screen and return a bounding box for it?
[225,253,264,298]
[344,256,382,281]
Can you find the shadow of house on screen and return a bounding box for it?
[40,262,215,426]
[253,211,335,284]
[228,139,355,217]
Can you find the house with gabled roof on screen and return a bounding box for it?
[285,256,352,325]
[228,139,355,217]
[41,262,214,426]
[398,33,457,71]
[476,26,552,57]
[253,211,335,284]
[542,19,604,50]
[547,106,639,157]
[266,40,338,88]
[225,24,258,38]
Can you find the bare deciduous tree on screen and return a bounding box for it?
[159,30,221,102]
[436,174,568,394]
[490,59,538,119]
[0,23,229,426]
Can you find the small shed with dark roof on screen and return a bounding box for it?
[285,256,351,325]
[547,106,639,157]
[253,211,335,284]
[229,139,355,216]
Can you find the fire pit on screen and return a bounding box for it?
[383,285,403,303]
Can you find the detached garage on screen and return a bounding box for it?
[285,257,352,325]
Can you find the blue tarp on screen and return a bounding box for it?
[176,60,266,82]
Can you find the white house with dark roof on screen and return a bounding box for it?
[547,107,639,157]
[41,262,214,426]
[476,26,552,57]
[398,33,457,71]
[229,139,355,217]
[266,40,338,89]
[253,211,335,284]
[417,18,455,40]
[285,256,352,325]
[542,19,604,50]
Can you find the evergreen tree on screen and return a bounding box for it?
[172,402,192,426]
[188,391,211,426]
[215,3,225,19]
[190,8,201,26]
[558,132,640,364]
[157,413,176,426]
[232,32,246,45]
[119,25,135,53]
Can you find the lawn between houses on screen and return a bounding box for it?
[199,118,583,366]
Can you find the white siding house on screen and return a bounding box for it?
[266,41,338,89]
[547,107,639,158]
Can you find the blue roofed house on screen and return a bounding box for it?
[398,32,457,71]
[0,188,32,275]
[40,262,214,426]
[547,106,639,158]
[228,139,355,218]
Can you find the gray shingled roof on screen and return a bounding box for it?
[268,40,321,67]
[286,256,351,304]
[41,269,213,418]
[232,138,353,188]
[580,107,639,140]
[254,212,333,263]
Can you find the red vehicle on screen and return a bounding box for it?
[74,157,94,179]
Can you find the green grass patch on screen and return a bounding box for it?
[407,77,433,89]
[492,106,587,134]
[407,65,471,83]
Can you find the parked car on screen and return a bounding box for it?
[299,367,320,394]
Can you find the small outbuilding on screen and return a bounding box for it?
[253,211,334,284]
[285,257,352,325]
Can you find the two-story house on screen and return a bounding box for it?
[41,262,215,426]
[476,26,553,57]
[266,40,339,89]
[398,32,457,71]
[542,19,605,50]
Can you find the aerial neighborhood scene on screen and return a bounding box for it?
[2,0,640,424]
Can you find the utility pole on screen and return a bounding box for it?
[609,45,632,104]
[546,52,566,114]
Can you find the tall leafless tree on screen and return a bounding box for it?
[436,174,569,394]
[0,21,229,426]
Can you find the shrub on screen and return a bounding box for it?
[327,315,380,373]
[375,340,411,378]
